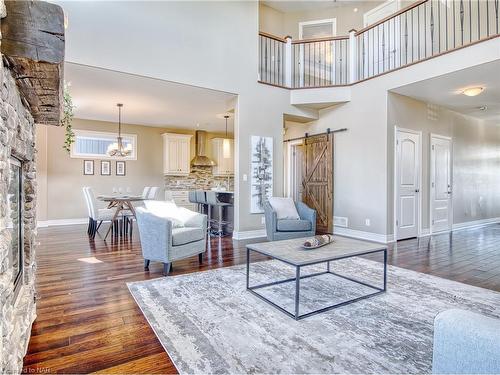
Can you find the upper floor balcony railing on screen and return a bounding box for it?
[259,0,500,89]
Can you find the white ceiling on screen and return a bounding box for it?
[262,0,372,13]
[65,62,236,131]
[391,60,500,122]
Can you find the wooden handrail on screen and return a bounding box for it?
[258,31,289,43]
[355,0,428,36]
[292,35,350,44]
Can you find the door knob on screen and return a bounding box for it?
[415,189,420,193]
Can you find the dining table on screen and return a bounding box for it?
[97,195,145,240]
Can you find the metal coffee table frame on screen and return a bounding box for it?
[246,247,387,320]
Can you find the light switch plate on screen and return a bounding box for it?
[243,174,248,181]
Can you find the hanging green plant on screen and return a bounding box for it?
[61,84,75,154]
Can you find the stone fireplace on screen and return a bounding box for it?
[0,1,64,373]
[0,56,38,375]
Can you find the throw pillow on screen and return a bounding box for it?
[144,200,184,228]
[268,197,300,220]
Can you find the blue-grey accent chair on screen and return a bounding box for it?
[135,207,207,275]
[432,309,500,374]
[264,201,316,241]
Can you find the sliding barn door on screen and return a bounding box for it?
[302,133,333,234]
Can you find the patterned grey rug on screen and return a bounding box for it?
[128,258,500,374]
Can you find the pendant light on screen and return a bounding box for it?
[107,103,132,157]
[222,115,231,159]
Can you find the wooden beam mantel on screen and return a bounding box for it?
[1,0,65,126]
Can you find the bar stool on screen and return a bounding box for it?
[206,191,231,237]
[196,190,207,214]
[188,191,197,210]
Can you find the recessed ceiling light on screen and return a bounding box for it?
[462,87,484,97]
[353,7,358,12]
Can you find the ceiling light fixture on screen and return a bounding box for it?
[107,103,132,157]
[462,87,484,97]
[478,106,488,111]
[223,115,231,159]
[353,7,358,12]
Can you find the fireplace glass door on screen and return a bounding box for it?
[7,157,23,294]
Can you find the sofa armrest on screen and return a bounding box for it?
[296,202,316,232]
[432,309,500,374]
[264,202,277,235]
[136,207,173,262]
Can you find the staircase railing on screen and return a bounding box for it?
[355,0,500,81]
[258,32,288,87]
[258,0,500,89]
[291,36,350,88]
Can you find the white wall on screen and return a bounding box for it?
[283,38,500,238]
[53,1,500,237]
[388,93,500,229]
[54,0,318,233]
[259,1,384,38]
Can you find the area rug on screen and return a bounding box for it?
[128,258,500,374]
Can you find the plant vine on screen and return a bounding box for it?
[62,84,75,154]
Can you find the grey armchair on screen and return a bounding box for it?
[135,207,207,275]
[264,201,316,241]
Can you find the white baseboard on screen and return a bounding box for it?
[420,228,431,237]
[232,229,266,240]
[37,218,88,228]
[333,227,394,244]
[452,217,500,231]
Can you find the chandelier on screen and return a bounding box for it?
[107,103,132,157]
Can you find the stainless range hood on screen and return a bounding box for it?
[191,130,216,167]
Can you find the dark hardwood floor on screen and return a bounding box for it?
[23,223,500,374]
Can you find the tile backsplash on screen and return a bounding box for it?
[165,166,234,191]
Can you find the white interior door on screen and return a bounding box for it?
[431,135,452,233]
[396,129,420,240]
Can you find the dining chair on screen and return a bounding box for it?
[82,187,119,240]
[141,186,151,199]
[147,186,160,200]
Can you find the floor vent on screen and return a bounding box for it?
[334,216,348,228]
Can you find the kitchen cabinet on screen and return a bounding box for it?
[162,133,192,175]
[211,138,234,176]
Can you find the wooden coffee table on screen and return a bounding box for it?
[246,236,387,320]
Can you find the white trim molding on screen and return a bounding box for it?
[37,218,88,228]
[299,18,337,39]
[452,217,500,231]
[333,227,395,244]
[232,229,267,240]
[70,129,138,160]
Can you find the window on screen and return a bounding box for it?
[299,19,336,39]
[70,130,137,160]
